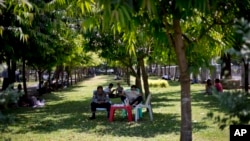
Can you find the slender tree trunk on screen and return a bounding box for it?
[70,74,73,86]
[126,67,130,86]
[173,19,192,141]
[75,69,77,84]
[243,60,249,93]
[10,60,16,84]
[221,53,231,79]
[38,70,42,91]
[139,57,150,98]
[135,60,143,93]
[22,58,28,96]
[35,70,38,81]
[48,71,51,86]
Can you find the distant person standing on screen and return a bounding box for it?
[15,69,20,82]
[214,78,223,93]
[1,67,9,90]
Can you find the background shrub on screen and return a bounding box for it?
[148,80,169,88]
[207,90,250,130]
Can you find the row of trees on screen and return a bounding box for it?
[1,0,250,140]
[0,0,103,95]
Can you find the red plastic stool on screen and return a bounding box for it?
[109,105,133,122]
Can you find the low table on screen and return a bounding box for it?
[109,104,133,122]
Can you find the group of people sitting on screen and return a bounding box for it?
[89,83,142,120]
[17,84,45,108]
[205,78,223,95]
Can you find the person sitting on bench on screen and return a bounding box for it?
[89,86,111,120]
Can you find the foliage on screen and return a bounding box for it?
[0,111,15,132]
[207,90,250,130]
[0,84,24,109]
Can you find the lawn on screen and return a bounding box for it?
[0,75,229,141]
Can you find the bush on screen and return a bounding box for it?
[207,90,250,130]
[0,84,24,109]
[0,111,15,132]
[148,80,169,88]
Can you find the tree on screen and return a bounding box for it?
[0,0,33,91]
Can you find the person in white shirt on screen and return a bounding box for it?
[120,85,143,107]
[104,83,116,98]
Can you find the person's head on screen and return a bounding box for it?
[108,83,113,88]
[17,84,22,91]
[215,78,220,83]
[97,86,103,93]
[131,85,137,91]
[206,79,212,85]
[117,82,120,87]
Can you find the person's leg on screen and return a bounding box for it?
[90,102,97,119]
[130,96,143,106]
[120,96,126,103]
[94,102,111,118]
[103,102,111,118]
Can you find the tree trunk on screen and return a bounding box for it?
[75,69,77,84]
[38,70,42,94]
[172,19,192,141]
[221,53,231,79]
[244,61,249,93]
[135,60,143,93]
[48,71,51,86]
[22,58,28,96]
[35,70,38,81]
[10,60,16,84]
[70,75,73,86]
[126,66,130,86]
[139,57,150,98]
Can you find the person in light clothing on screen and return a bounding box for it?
[120,85,142,107]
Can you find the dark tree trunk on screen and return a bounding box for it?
[22,58,28,96]
[221,53,231,79]
[10,60,16,84]
[35,70,38,81]
[243,60,249,93]
[75,69,77,84]
[38,70,42,91]
[48,71,51,86]
[70,75,73,86]
[135,60,142,93]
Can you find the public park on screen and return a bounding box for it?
[1,0,250,141]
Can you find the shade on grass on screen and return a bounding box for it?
[0,75,229,141]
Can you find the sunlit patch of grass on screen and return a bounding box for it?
[148,79,169,88]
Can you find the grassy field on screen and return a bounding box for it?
[0,75,229,141]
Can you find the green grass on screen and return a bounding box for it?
[0,75,229,141]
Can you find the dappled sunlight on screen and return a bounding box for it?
[1,75,229,140]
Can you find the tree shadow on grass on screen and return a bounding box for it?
[191,90,224,113]
[6,97,209,138]
[151,92,179,108]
